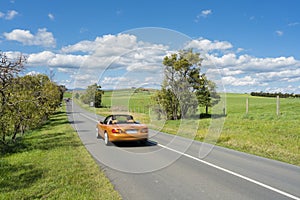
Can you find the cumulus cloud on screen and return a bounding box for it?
[221,75,260,86]
[185,38,233,52]
[201,50,300,92]
[203,53,300,72]
[28,51,87,68]
[3,28,56,47]
[256,68,300,82]
[24,33,171,88]
[61,34,137,54]
[19,33,300,92]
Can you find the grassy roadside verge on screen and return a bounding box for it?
[0,104,121,200]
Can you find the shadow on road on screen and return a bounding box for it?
[111,140,157,148]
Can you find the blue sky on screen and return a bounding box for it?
[1,0,300,93]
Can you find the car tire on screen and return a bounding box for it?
[96,128,100,138]
[104,131,110,146]
[140,139,148,145]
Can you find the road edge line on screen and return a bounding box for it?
[158,143,300,200]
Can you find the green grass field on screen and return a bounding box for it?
[0,104,121,200]
[75,90,300,166]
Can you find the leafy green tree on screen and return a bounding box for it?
[0,52,26,143]
[1,51,65,143]
[80,83,103,108]
[195,74,220,114]
[154,49,220,119]
[7,74,62,141]
[75,92,80,99]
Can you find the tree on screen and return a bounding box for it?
[5,74,62,142]
[195,74,220,114]
[0,51,66,144]
[154,49,220,119]
[0,52,26,143]
[75,92,80,99]
[80,83,103,108]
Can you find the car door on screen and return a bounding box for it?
[98,116,111,138]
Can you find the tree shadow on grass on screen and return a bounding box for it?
[0,160,43,193]
[1,110,80,155]
[191,113,227,119]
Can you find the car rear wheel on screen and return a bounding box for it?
[96,128,100,138]
[104,132,110,146]
[140,139,148,145]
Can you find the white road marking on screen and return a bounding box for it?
[158,143,300,200]
[79,113,99,122]
[79,112,300,200]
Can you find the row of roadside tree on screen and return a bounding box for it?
[0,51,66,144]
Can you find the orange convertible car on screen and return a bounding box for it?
[96,114,148,145]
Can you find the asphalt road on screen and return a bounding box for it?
[66,101,300,200]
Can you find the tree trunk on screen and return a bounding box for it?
[2,132,6,143]
[12,124,20,142]
[206,105,208,115]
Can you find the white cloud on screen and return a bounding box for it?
[126,64,162,72]
[265,85,298,94]
[48,13,55,20]
[3,28,56,47]
[6,10,18,20]
[203,53,300,72]
[28,51,87,68]
[201,10,212,17]
[26,71,40,76]
[256,68,300,82]
[236,48,244,53]
[222,75,260,86]
[61,34,137,54]
[24,33,171,88]
[201,51,300,93]
[0,10,18,20]
[275,30,283,36]
[19,33,300,93]
[27,51,55,65]
[60,34,169,72]
[288,22,299,27]
[195,9,212,22]
[185,38,233,52]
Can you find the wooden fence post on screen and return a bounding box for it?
[246,97,249,115]
[277,95,280,116]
